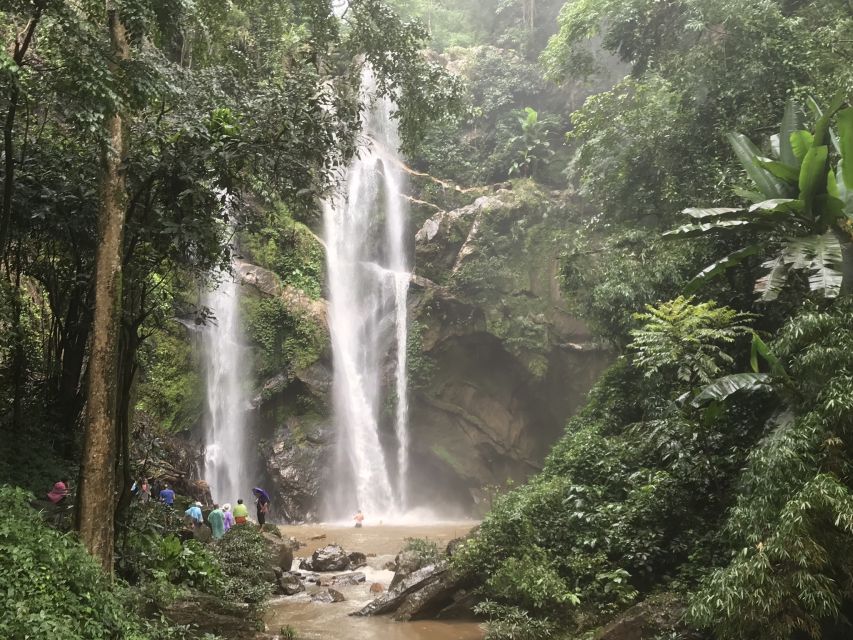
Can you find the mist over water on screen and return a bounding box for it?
[323,68,411,520]
[202,272,251,505]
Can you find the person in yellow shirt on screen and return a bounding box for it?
[233,498,249,525]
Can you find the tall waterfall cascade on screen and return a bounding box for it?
[202,272,251,505]
[324,69,411,519]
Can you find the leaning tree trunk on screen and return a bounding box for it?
[77,2,129,574]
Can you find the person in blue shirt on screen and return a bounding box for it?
[185,501,203,528]
[159,484,175,506]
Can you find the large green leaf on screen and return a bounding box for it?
[748,198,802,214]
[778,100,802,166]
[838,107,853,190]
[837,161,853,217]
[750,332,786,377]
[789,130,813,162]
[754,256,788,301]
[809,92,844,151]
[798,144,828,213]
[682,207,742,219]
[786,232,844,298]
[800,231,843,298]
[727,132,790,199]
[757,158,799,183]
[733,187,765,203]
[691,373,771,407]
[684,244,762,293]
[663,219,754,238]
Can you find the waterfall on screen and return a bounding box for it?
[202,271,251,505]
[324,68,411,519]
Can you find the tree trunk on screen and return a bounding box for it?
[77,3,129,574]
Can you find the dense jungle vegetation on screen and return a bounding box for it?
[2,0,853,639]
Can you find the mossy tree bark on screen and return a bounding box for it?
[78,2,129,574]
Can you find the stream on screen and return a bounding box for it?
[265,522,485,640]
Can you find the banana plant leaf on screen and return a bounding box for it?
[663,219,754,238]
[778,100,802,166]
[789,130,813,162]
[757,158,799,183]
[754,256,788,301]
[798,144,828,211]
[838,107,853,190]
[727,132,791,199]
[684,244,762,293]
[682,207,743,219]
[691,373,771,407]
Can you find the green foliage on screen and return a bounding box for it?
[155,536,223,593]
[507,107,555,179]
[665,101,853,300]
[687,301,853,639]
[629,296,753,386]
[211,525,273,605]
[243,295,326,383]
[240,204,324,299]
[474,601,560,640]
[0,486,192,640]
[401,537,441,564]
[136,323,203,433]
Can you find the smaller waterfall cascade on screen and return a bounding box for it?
[202,272,250,505]
[324,69,411,518]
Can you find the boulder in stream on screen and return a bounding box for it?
[309,544,351,571]
[354,563,480,621]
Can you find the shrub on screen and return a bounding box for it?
[401,537,442,565]
[212,526,273,605]
[0,485,188,640]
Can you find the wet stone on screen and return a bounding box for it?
[310,544,351,571]
[311,588,345,603]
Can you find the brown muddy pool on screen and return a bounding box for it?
[264,521,484,640]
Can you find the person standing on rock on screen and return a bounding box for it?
[233,499,249,525]
[253,487,270,526]
[222,503,235,531]
[208,503,225,540]
[354,509,364,528]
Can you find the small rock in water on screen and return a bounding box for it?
[309,533,326,541]
[383,561,396,571]
[287,536,305,550]
[311,588,345,603]
[369,583,385,594]
[298,557,313,571]
[276,571,305,596]
[320,571,366,587]
[347,551,368,568]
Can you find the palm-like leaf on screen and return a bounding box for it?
[727,132,791,199]
[692,373,771,407]
[684,245,762,294]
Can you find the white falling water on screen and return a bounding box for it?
[324,68,411,519]
[202,272,250,505]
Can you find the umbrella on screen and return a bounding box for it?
[252,487,270,501]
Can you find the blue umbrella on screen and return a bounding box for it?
[252,487,270,501]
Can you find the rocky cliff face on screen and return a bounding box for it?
[239,181,610,520]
